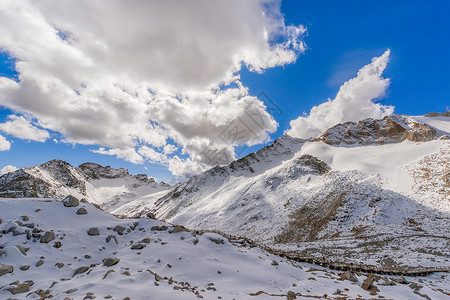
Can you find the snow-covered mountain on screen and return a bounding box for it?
[1,113,449,272]
[0,160,171,211]
[112,113,450,270]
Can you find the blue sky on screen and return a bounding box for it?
[0,0,449,182]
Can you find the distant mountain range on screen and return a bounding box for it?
[1,112,449,270]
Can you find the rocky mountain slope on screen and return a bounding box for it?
[1,198,449,299]
[0,161,171,211]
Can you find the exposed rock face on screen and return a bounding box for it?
[315,115,437,145]
[424,111,450,117]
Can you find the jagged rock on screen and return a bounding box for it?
[131,243,144,250]
[76,207,88,215]
[172,225,187,233]
[0,263,13,276]
[146,212,156,219]
[73,266,90,277]
[40,231,55,243]
[6,283,30,295]
[87,228,100,236]
[15,245,28,256]
[287,291,297,300]
[342,270,358,282]
[20,265,30,271]
[36,260,44,267]
[63,195,80,207]
[271,260,279,266]
[103,257,120,267]
[106,235,118,245]
[113,225,125,235]
[362,275,379,294]
[54,241,62,248]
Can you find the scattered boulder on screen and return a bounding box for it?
[21,215,29,221]
[131,243,145,250]
[146,212,156,219]
[103,258,120,267]
[271,260,279,266]
[87,228,100,236]
[15,245,28,256]
[287,291,297,300]
[113,225,125,235]
[342,270,358,282]
[55,262,65,269]
[20,265,30,271]
[40,231,56,243]
[54,241,63,248]
[393,276,409,284]
[73,266,90,277]
[63,195,79,207]
[172,225,187,233]
[6,283,30,295]
[76,207,88,215]
[0,263,13,276]
[36,260,44,267]
[106,235,118,245]
[151,225,168,231]
[141,238,151,244]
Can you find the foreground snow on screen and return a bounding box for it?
[1,198,449,299]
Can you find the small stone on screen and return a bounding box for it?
[122,271,131,276]
[0,263,14,276]
[35,208,41,212]
[106,235,118,245]
[21,215,29,221]
[393,276,408,284]
[113,225,125,235]
[103,258,120,267]
[15,245,28,256]
[20,265,30,271]
[271,260,279,266]
[146,212,156,219]
[54,241,62,248]
[343,270,358,282]
[287,291,297,300]
[6,283,30,295]
[40,231,56,243]
[151,225,168,231]
[87,228,100,236]
[76,207,88,215]
[73,266,90,277]
[36,260,44,267]
[141,238,151,244]
[131,243,144,250]
[85,254,91,259]
[55,262,65,269]
[172,225,187,233]
[63,195,80,207]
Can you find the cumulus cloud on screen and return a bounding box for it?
[287,50,394,139]
[0,115,49,142]
[0,165,17,175]
[0,134,10,151]
[0,0,305,177]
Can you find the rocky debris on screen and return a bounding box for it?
[83,291,96,299]
[76,207,88,215]
[73,266,90,277]
[87,227,100,236]
[0,263,13,276]
[146,212,156,219]
[55,262,65,269]
[19,265,30,271]
[287,290,297,300]
[40,231,56,243]
[361,275,380,295]
[393,276,409,284]
[53,241,62,248]
[36,260,44,267]
[5,283,31,295]
[340,270,358,282]
[172,225,187,233]
[151,225,168,231]
[424,111,450,117]
[131,243,145,250]
[141,238,151,244]
[106,235,118,245]
[271,260,279,266]
[103,258,120,267]
[63,195,80,207]
[208,237,224,244]
[113,225,125,235]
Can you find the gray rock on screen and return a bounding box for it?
[20,265,30,271]
[76,207,88,215]
[141,238,151,244]
[15,245,28,256]
[103,257,120,267]
[87,228,100,236]
[73,266,90,277]
[271,260,279,266]
[131,243,144,250]
[106,235,118,245]
[36,260,44,267]
[40,231,56,243]
[0,263,13,276]
[343,270,358,282]
[6,283,30,295]
[146,212,156,219]
[113,225,125,235]
[21,215,29,221]
[55,262,65,269]
[63,195,79,207]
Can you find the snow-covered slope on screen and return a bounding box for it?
[1,198,449,299]
[113,114,450,269]
[0,161,171,211]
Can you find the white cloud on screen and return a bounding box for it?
[0,165,17,175]
[168,156,205,178]
[0,115,49,142]
[91,147,144,164]
[0,0,305,176]
[287,50,394,139]
[0,134,10,151]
